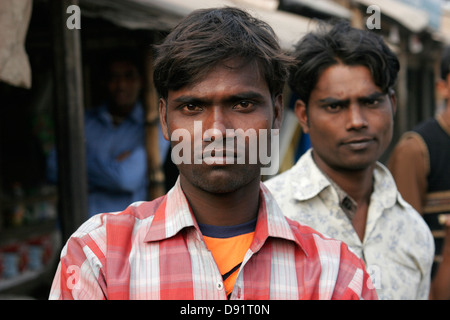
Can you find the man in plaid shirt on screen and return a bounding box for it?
[49,7,377,300]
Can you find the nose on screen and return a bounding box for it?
[346,104,368,130]
[202,107,232,141]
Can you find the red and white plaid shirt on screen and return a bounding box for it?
[49,179,377,300]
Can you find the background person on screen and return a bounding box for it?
[265,21,434,300]
[388,45,450,300]
[47,50,169,217]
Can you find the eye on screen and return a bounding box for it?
[325,103,343,112]
[181,104,203,113]
[233,100,254,111]
[362,99,381,107]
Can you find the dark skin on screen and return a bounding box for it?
[159,59,282,226]
[295,64,396,241]
[107,61,142,123]
[106,60,142,161]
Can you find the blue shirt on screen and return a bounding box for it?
[47,102,169,217]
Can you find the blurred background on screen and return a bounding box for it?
[0,0,449,299]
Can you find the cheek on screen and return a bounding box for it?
[374,109,395,139]
[130,81,142,94]
[307,117,334,145]
[379,118,394,146]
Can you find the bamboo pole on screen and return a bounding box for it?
[51,0,88,241]
[143,47,165,200]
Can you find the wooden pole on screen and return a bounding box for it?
[143,47,165,200]
[51,0,88,242]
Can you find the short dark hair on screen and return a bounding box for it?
[288,21,400,105]
[153,7,292,100]
[440,45,450,80]
[103,48,142,77]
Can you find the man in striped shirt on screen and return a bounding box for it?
[49,7,377,300]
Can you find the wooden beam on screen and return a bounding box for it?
[143,47,165,200]
[51,0,88,242]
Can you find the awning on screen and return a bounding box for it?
[0,0,32,89]
[353,0,429,33]
[279,0,351,20]
[79,0,317,50]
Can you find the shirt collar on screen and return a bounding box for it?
[96,101,144,126]
[290,149,331,201]
[370,161,399,209]
[290,149,399,210]
[144,177,197,242]
[144,177,305,253]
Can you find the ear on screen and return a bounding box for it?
[159,98,170,141]
[388,89,397,116]
[272,94,283,130]
[294,99,309,134]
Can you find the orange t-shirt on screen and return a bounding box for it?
[199,219,256,298]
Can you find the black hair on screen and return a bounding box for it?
[153,7,293,100]
[288,20,400,105]
[103,48,142,78]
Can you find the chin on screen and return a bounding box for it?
[188,165,261,194]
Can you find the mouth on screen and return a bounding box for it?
[203,149,241,165]
[191,148,241,165]
[341,137,375,150]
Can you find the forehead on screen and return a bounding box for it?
[109,61,138,73]
[312,64,380,99]
[168,59,269,100]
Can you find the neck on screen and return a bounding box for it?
[314,155,374,205]
[180,176,261,226]
[336,170,373,205]
[108,103,135,126]
[108,102,135,118]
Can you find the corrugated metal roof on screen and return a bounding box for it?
[79,0,317,50]
[353,0,429,33]
[280,0,351,20]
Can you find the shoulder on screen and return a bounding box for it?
[84,105,105,120]
[64,196,166,251]
[285,216,356,259]
[391,131,428,158]
[285,217,377,299]
[265,150,312,192]
[396,194,433,237]
[264,167,293,190]
[413,117,439,133]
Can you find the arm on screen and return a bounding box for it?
[49,225,107,300]
[387,132,428,213]
[86,145,147,193]
[389,134,450,299]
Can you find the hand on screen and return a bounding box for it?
[116,150,131,162]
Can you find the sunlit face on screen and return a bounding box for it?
[295,64,396,173]
[160,59,282,194]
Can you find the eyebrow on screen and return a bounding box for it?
[318,91,386,105]
[173,91,266,105]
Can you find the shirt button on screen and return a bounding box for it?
[216,281,224,290]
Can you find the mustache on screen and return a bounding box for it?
[193,137,244,163]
